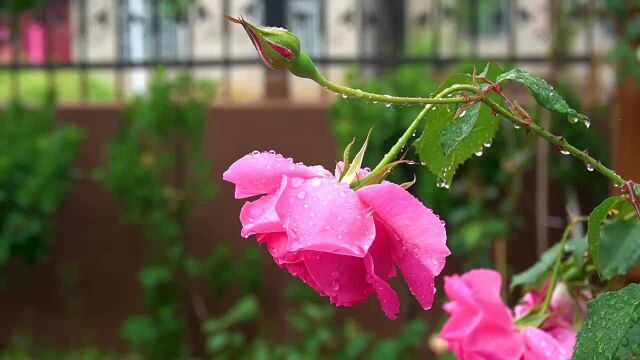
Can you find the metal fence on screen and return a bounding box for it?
[0,0,613,103]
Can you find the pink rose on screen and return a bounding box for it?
[440,269,577,360]
[223,151,449,319]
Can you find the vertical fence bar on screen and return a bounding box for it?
[222,0,230,99]
[42,4,55,93]
[469,0,479,58]
[431,0,441,67]
[508,0,517,64]
[10,12,19,101]
[79,0,89,103]
[115,0,125,102]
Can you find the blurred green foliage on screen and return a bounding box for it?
[606,0,640,82]
[0,336,118,360]
[95,71,218,360]
[0,93,84,270]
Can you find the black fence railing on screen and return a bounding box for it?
[0,0,612,103]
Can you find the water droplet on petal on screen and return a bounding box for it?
[251,150,260,156]
[297,191,306,199]
[290,177,305,188]
[309,178,322,187]
[268,150,276,155]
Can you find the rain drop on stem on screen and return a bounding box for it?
[560,149,570,155]
[585,163,594,172]
[583,119,591,128]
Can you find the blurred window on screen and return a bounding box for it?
[287,0,324,56]
[119,0,188,61]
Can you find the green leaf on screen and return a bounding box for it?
[588,196,625,276]
[416,67,501,187]
[496,68,588,124]
[511,237,587,289]
[572,284,640,359]
[440,102,482,156]
[599,217,640,279]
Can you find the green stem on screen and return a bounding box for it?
[482,97,626,187]
[315,75,482,106]
[540,217,584,314]
[350,84,481,188]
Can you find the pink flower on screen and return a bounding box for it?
[223,151,449,319]
[440,269,577,360]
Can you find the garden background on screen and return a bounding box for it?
[0,0,639,359]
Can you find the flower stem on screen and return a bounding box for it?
[351,84,481,188]
[482,97,626,187]
[314,75,482,106]
[540,216,584,314]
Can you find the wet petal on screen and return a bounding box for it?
[260,233,326,295]
[239,178,286,237]
[522,327,571,360]
[364,227,399,319]
[223,151,330,199]
[303,251,372,306]
[357,182,449,310]
[276,177,376,257]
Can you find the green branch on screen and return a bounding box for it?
[482,97,626,187]
[349,84,482,188]
[315,75,482,106]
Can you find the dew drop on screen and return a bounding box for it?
[584,119,591,128]
[297,191,306,199]
[290,177,305,188]
[309,178,322,187]
[483,140,492,148]
[513,123,521,129]
[354,89,364,97]
[560,149,570,155]
[251,150,260,156]
[268,150,276,155]
[458,109,467,117]
[568,115,579,124]
[341,94,348,99]
[586,163,594,172]
[385,103,393,108]
[475,150,483,156]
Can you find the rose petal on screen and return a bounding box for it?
[465,323,525,360]
[223,151,330,199]
[276,177,376,257]
[260,233,326,295]
[364,227,399,319]
[522,327,571,360]
[239,177,286,237]
[357,182,449,310]
[303,251,372,306]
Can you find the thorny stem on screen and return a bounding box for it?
[481,97,627,187]
[349,84,482,188]
[315,75,631,193]
[540,216,586,315]
[315,75,483,106]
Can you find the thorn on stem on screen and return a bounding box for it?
[623,181,640,218]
